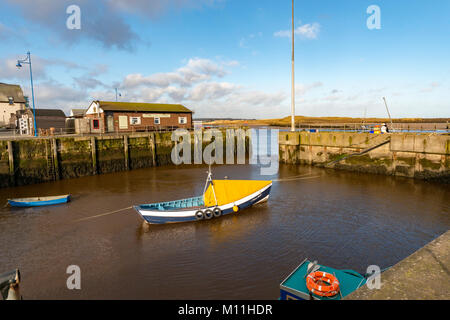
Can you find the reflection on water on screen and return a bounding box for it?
[0,163,448,299]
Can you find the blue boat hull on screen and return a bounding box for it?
[8,195,70,207]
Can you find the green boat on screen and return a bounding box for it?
[280,258,367,300]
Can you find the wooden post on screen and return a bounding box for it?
[91,136,97,175]
[149,133,156,166]
[392,151,397,176]
[7,141,15,185]
[51,138,60,180]
[123,135,129,170]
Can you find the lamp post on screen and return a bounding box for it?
[16,51,38,137]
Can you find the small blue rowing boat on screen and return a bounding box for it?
[280,258,367,300]
[7,194,70,207]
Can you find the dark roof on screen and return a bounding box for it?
[96,101,192,113]
[34,109,66,117]
[0,83,26,103]
[33,109,66,129]
[36,118,66,129]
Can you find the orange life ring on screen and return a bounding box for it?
[306,271,340,297]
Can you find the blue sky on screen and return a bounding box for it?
[0,0,449,118]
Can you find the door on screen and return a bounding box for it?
[107,115,114,132]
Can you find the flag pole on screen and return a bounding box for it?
[291,0,296,132]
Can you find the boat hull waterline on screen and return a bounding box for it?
[134,183,272,224]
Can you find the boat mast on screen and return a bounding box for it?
[290,0,296,132]
[382,97,395,132]
[203,164,218,206]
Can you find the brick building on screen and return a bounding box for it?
[0,83,27,127]
[84,101,193,133]
[10,108,66,135]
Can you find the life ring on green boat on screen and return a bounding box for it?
[204,209,213,219]
[306,271,340,297]
[213,207,222,217]
[195,210,204,220]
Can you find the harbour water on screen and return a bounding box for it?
[0,162,448,299]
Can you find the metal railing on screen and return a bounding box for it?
[0,122,448,139]
[290,122,450,134]
[211,122,450,133]
[0,125,189,139]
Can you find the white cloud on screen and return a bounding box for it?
[20,80,89,115]
[274,22,320,39]
[191,90,287,118]
[239,32,263,49]
[295,82,323,96]
[122,58,232,89]
[189,82,240,101]
[115,57,287,117]
[421,81,441,93]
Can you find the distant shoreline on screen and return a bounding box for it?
[201,116,450,127]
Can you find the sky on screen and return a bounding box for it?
[0,0,449,119]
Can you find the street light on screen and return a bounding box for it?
[16,51,38,137]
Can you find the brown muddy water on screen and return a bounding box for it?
[0,164,449,299]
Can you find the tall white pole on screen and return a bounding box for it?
[291,0,295,132]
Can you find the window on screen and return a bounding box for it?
[154,117,160,125]
[178,117,187,124]
[93,119,99,129]
[130,116,141,125]
[119,116,128,129]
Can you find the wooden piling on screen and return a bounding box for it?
[7,141,15,185]
[123,135,129,170]
[149,133,156,166]
[51,138,60,180]
[91,136,97,175]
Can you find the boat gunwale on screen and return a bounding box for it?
[136,183,272,216]
[7,194,70,203]
[134,183,272,223]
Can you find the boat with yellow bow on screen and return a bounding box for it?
[133,168,272,224]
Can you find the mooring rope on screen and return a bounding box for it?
[273,175,321,182]
[74,206,133,222]
[72,174,320,222]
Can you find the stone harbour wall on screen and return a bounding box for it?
[0,130,250,189]
[279,132,450,182]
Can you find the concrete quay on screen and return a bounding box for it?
[346,230,450,300]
